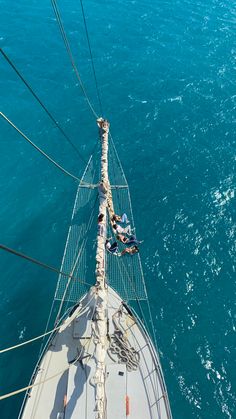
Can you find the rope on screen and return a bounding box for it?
[0,244,92,287]
[0,325,61,354]
[0,336,92,401]
[79,0,103,116]
[0,48,86,164]
[55,192,99,323]
[108,135,159,350]
[108,312,140,371]
[40,154,98,353]
[0,291,94,356]
[0,111,81,182]
[51,0,99,119]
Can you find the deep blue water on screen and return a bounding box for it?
[0,0,235,418]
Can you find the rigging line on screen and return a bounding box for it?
[63,184,98,311]
[0,244,92,288]
[43,156,98,347]
[55,192,99,323]
[110,137,158,350]
[38,297,56,358]
[58,157,98,313]
[108,139,158,348]
[0,48,86,164]
[53,154,97,303]
[79,0,103,116]
[0,324,61,355]
[0,112,81,182]
[51,0,99,119]
[0,336,92,401]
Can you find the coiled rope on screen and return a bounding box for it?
[108,310,140,372]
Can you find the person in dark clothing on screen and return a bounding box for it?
[125,235,143,246]
[105,239,119,255]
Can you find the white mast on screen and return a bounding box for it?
[91,118,110,419]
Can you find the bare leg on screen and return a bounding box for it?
[121,213,129,224]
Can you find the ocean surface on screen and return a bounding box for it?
[0,0,235,417]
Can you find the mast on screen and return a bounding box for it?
[92,118,110,419]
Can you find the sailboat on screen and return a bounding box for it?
[1,3,172,418]
[15,118,171,419]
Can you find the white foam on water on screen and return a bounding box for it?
[186,281,194,293]
[153,105,159,120]
[19,326,26,341]
[213,188,235,206]
[177,375,202,410]
[127,94,148,104]
[197,340,234,416]
[168,96,183,103]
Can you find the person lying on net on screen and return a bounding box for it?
[121,245,139,256]
[116,233,128,244]
[126,235,143,245]
[113,223,133,236]
[111,213,129,224]
[105,239,119,255]
[116,234,143,245]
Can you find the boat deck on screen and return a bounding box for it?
[20,286,171,419]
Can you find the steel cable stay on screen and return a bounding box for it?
[51,0,99,120]
[62,189,98,314]
[0,335,93,401]
[0,244,92,288]
[79,0,103,116]
[0,47,86,164]
[0,3,170,415]
[106,151,163,412]
[39,158,99,355]
[54,192,99,324]
[0,291,95,356]
[0,113,159,354]
[0,197,99,356]
[108,134,159,351]
[0,325,61,355]
[0,111,86,183]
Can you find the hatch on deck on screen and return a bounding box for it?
[106,364,126,419]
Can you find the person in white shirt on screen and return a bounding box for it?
[113,223,132,236]
[111,213,129,224]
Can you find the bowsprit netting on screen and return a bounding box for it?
[54,137,147,303]
[106,138,148,301]
[54,153,99,302]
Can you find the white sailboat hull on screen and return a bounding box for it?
[20,286,172,419]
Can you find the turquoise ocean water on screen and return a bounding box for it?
[0,0,235,417]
